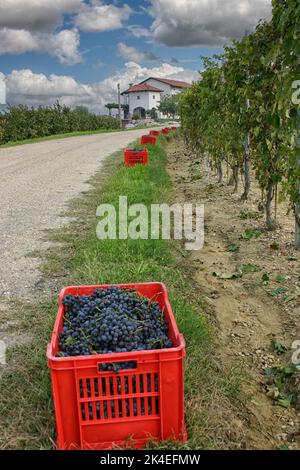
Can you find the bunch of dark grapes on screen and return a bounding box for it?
[58,287,172,370]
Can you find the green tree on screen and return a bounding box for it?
[159,95,180,118]
[105,103,117,117]
[146,108,158,120]
[0,103,119,144]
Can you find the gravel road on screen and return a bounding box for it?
[0,129,148,299]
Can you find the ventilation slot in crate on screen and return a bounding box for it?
[79,373,159,422]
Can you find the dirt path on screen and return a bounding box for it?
[0,129,148,301]
[167,139,300,449]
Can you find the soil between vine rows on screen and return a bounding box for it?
[167,138,300,450]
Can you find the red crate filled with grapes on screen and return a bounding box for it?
[47,283,187,450]
[141,135,156,145]
[124,148,148,167]
[150,130,160,136]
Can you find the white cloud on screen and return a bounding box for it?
[0,28,82,65]
[0,1,134,63]
[0,28,39,54]
[127,25,151,38]
[117,42,159,62]
[0,0,83,64]
[74,1,132,32]
[0,0,82,31]
[4,63,199,112]
[6,69,92,109]
[45,29,82,65]
[149,0,272,46]
[7,69,87,98]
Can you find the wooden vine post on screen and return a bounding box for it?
[296,111,300,248]
[242,98,251,202]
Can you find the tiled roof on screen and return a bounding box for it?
[121,83,164,94]
[139,77,191,88]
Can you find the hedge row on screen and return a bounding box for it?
[0,103,119,144]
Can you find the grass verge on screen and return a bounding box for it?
[0,134,244,450]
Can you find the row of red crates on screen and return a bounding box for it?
[124,127,178,167]
[47,283,187,450]
[47,125,184,449]
[142,127,178,146]
[146,127,178,141]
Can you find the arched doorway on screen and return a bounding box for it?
[133,107,146,118]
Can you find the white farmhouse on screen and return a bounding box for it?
[121,77,191,119]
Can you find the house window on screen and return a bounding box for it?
[153,95,156,99]
[137,95,140,100]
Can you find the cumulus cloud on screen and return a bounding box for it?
[148,0,272,46]
[74,1,132,32]
[45,29,82,65]
[7,69,88,98]
[0,1,135,63]
[0,0,83,64]
[0,0,82,31]
[0,28,39,55]
[127,25,151,38]
[117,42,159,63]
[0,28,82,65]
[4,63,199,112]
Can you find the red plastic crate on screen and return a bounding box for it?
[141,135,156,145]
[47,282,187,450]
[161,128,170,134]
[150,130,160,136]
[124,148,148,167]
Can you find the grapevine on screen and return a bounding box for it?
[180,0,300,241]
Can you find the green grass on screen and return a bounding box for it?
[0,134,244,450]
[0,124,160,149]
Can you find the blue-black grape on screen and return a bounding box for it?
[58,287,172,366]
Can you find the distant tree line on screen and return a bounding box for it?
[0,102,119,144]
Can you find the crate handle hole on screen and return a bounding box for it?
[98,361,137,373]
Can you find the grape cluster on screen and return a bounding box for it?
[58,286,172,366]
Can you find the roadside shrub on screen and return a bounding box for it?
[0,117,5,144]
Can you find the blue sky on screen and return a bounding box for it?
[0,0,272,112]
